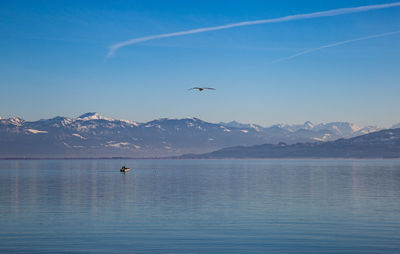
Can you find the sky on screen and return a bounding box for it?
[0,0,399,127]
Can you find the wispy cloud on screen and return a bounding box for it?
[273,31,400,63]
[107,2,400,57]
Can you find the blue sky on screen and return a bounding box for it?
[1,0,399,127]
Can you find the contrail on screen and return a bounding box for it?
[273,30,400,63]
[107,2,400,57]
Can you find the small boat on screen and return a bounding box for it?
[120,166,130,172]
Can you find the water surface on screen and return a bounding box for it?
[0,159,399,253]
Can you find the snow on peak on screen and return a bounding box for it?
[120,119,139,126]
[78,112,98,118]
[78,112,114,121]
[220,126,231,132]
[359,126,381,134]
[303,121,314,129]
[26,129,48,134]
[106,142,130,148]
[7,117,25,126]
[184,117,198,121]
[349,123,361,132]
[72,133,86,140]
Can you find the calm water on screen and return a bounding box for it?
[0,159,399,253]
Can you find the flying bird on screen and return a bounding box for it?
[189,87,216,91]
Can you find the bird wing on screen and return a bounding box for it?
[189,87,201,90]
[203,87,216,90]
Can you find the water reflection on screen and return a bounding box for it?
[0,159,400,253]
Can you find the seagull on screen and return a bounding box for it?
[189,87,216,91]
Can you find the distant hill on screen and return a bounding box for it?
[392,123,400,129]
[180,128,400,159]
[0,112,387,158]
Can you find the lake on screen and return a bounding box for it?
[0,159,399,253]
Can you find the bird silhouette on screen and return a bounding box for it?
[189,87,216,91]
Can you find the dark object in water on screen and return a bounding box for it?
[120,166,130,172]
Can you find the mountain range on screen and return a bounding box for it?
[180,128,400,159]
[0,112,397,158]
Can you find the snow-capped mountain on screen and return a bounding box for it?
[0,113,386,158]
[220,121,382,142]
[218,121,264,131]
